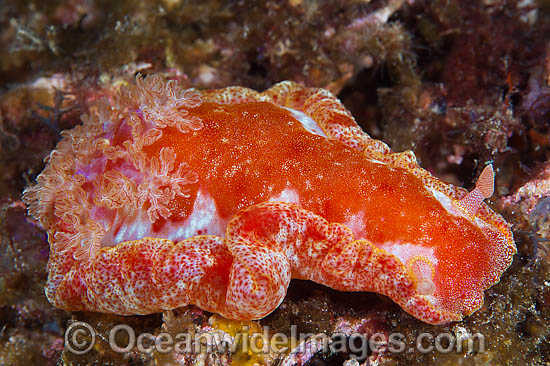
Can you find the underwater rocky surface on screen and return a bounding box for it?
[0,0,549,365]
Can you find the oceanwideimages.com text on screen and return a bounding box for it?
[65,321,485,358]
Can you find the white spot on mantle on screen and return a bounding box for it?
[283,107,328,137]
[268,187,301,205]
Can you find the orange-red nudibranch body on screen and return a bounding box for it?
[23,76,516,324]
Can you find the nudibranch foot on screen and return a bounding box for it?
[43,201,462,324]
[24,75,516,325]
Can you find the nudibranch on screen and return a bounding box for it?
[23,75,516,324]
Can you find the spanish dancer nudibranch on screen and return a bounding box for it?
[23,75,516,324]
